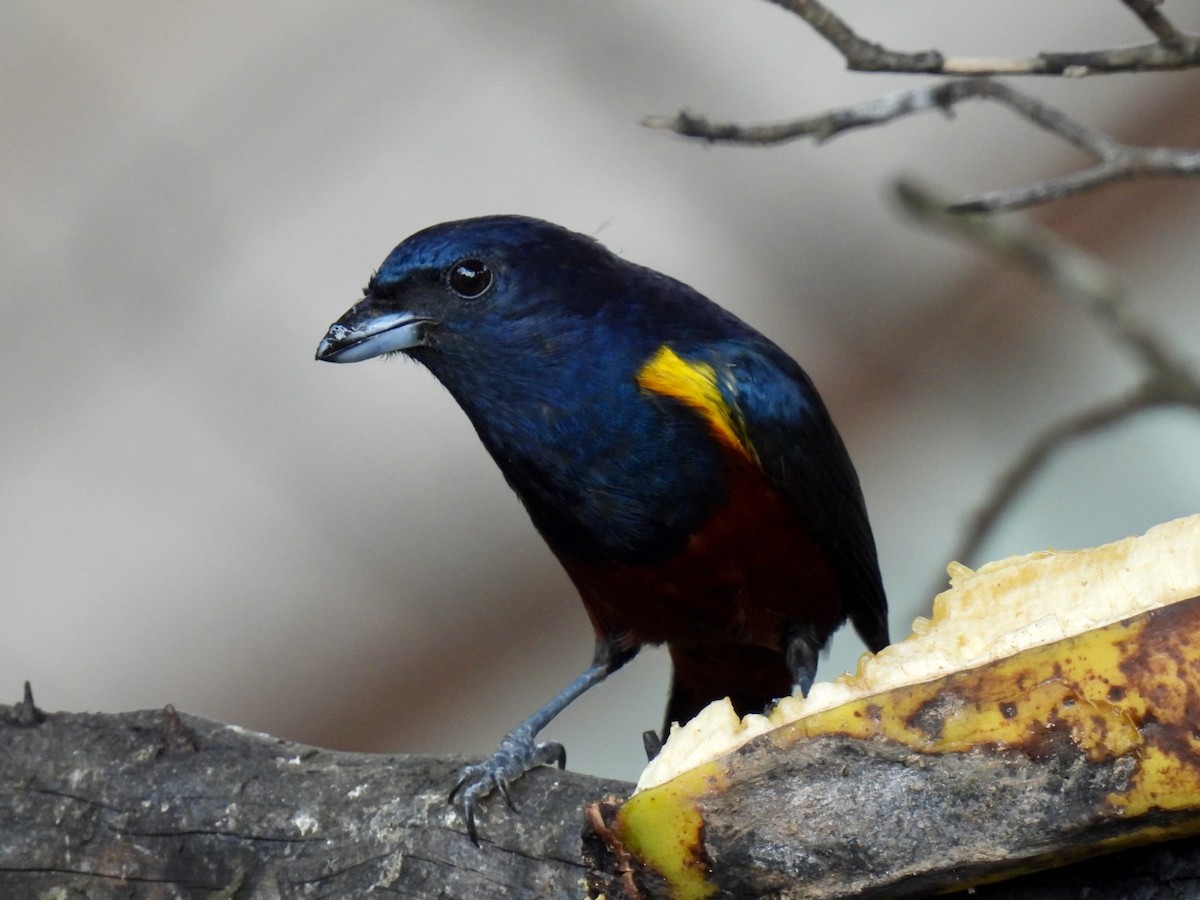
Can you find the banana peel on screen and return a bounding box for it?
[583,514,1200,899]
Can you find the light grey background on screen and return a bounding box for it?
[4,1,1199,784]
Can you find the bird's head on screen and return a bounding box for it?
[315,215,767,559]
[315,215,628,372]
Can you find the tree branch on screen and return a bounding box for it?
[764,0,945,73]
[1121,0,1189,49]
[944,389,1174,572]
[10,694,1200,898]
[895,179,1200,571]
[0,696,632,898]
[765,0,1200,75]
[644,79,1200,212]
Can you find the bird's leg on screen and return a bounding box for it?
[785,621,821,697]
[450,636,636,844]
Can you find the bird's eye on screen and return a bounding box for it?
[446,258,493,299]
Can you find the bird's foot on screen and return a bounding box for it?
[449,729,566,845]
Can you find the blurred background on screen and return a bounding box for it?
[4,1,1199,784]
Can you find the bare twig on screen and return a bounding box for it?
[648,2,1200,595]
[646,80,1092,149]
[764,0,944,73]
[765,0,1200,74]
[947,387,1182,571]
[1122,0,1189,49]
[893,178,1125,312]
[644,79,1200,212]
[896,179,1200,571]
[944,80,1200,211]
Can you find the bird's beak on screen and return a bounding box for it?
[315,305,436,363]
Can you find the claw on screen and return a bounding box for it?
[496,777,517,812]
[448,732,567,844]
[445,647,625,845]
[464,801,479,846]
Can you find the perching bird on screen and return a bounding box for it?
[316,215,888,842]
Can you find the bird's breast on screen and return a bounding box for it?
[458,347,733,565]
[559,446,843,653]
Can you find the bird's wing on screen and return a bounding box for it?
[713,342,890,650]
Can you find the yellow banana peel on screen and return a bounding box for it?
[587,514,1200,899]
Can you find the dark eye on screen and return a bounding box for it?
[447,258,492,298]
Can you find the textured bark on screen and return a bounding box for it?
[0,698,631,898]
[5,695,1200,899]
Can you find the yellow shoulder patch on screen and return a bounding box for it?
[636,345,757,463]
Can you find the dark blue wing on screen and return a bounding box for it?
[713,341,890,651]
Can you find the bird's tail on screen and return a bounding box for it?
[852,608,891,655]
[662,642,793,740]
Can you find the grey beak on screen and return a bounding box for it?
[316,310,435,363]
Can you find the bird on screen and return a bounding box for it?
[315,215,889,843]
